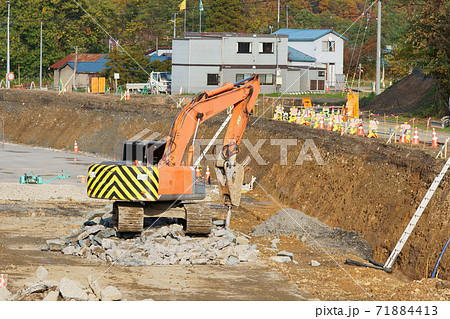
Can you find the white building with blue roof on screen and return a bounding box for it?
[172,32,329,94]
[274,29,347,88]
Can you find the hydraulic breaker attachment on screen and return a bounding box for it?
[215,160,245,207]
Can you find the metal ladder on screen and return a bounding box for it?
[384,156,450,270]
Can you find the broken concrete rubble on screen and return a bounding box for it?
[310,260,321,267]
[101,286,122,301]
[277,251,294,260]
[59,277,89,301]
[270,256,291,263]
[35,266,49,282]
[46,208,259,267]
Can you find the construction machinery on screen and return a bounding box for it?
[87,75,261,234]
[20,171,70,184]
[150,71,171,94]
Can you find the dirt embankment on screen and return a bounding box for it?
[0,89,448,280]
[361,69,449,117]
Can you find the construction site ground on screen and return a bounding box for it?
[0,90,449,301]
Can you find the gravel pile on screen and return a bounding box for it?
[250,208,373,259]
[44,206,259,266]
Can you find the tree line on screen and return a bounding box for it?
[0,0,447,98]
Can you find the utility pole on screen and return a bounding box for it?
[277,0,280,29]
[40,21,42,89]
[172,13,177,38]
[358,63,362,90]
[375,0,381,95]
[6,1,10,89]
[73,46,78,90]
[199,2,202,33]
[286,5,289,28]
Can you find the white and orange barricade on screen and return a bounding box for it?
[349,118,359,135]
[289,106,298,123]
[399,122,411,143]
[368,120,379,138]
[273,105,283,121]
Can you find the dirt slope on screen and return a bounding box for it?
[361,69,448,117]
[0,89,449,281]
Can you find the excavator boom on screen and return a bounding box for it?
[160,75,260,167]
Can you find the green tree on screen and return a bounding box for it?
[292,9,320,29]
[395,0,449,97]
[101,46,152,84]
[205,0,245,32]
[0,0,111,82]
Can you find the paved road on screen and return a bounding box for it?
[0,143,108,185]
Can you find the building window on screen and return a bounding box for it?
[207,74,219,85]
[259,42,273,54]
[236,73,252,82]
[318,80,325,90]
[237,73,273,85]
[237,42,252,53]
[259,74,274,85]
[318,71,325,77]
[310,80,317,91]
[322,40,335,52]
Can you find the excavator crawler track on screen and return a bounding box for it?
[184,203,212,235]
[113,202,144,233]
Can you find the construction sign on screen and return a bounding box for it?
[91,77,99,93]
[91,77,106,94]
[347,93,359,119]
[303,97,312,108]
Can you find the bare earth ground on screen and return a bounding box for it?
[0,90,449,301]
[0,183,449,301]
[0,198,309,301]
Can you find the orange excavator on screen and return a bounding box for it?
[87,75,260,234]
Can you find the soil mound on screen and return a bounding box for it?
[361,69,443,115]
[250,208,373,259]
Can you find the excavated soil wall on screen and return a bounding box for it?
[0,89,448,280]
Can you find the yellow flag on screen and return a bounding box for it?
[179,0,186,11]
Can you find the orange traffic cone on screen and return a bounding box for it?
[357,123,364,136]
[126,90,130,100]
[412,128,420,145]
[195,166,201,177]
[327,118,333,131]
[431,128,439,147]
[205,165,211,185]
[0,274,6,287]
[399,131,406,143]
[319,118,325,129]
[74,141,79,153]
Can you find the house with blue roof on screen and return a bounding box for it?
[275,29,347,89]
[145,47,172,63]
[50,54,106,89]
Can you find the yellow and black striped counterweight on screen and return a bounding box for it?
[87,164,159,201]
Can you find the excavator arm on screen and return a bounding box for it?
[159,75,261,207]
